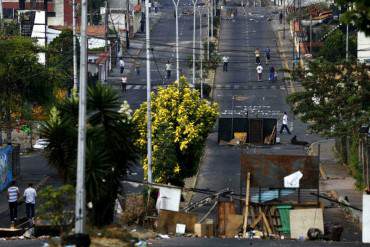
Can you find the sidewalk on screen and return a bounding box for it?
[0,152,61,228]
[107,11,164,88]
[309,139,363,229]
[268,4,304,94]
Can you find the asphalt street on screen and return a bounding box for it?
[191,1,321,206]
[108,0,208,110]
[151,238,370,247]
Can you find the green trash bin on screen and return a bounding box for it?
[276,205,292,234]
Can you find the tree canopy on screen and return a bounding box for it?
[287,60,370,137]
[133,77,218,186]
[0,36,54,142]
[48,29,79,90]
[317,29,357,62]
[336,0,370,36]
[41,83,137,226]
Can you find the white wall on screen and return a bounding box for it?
[48,0,64,26]
[358,32,370,64]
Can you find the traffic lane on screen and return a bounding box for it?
[151,238,370,247]
[191,133,241,203]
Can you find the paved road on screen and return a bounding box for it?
[108,0,208,110]
[191,1,320,205]
[151,238,370,247]
[0,153,61,228]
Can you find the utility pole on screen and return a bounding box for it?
[126,0,130,49]
[207,2,210,61]
[104,1,108,52]
[210,0,213,39]
[309,14,312,54]
[0,0,3,32]
[172,0,180,81]
[199,7,203,98]
[72,0,78,92]
[75,0,88,235]
[345,24,349,61]
[192,0,198,86]
[283,0,285,39]
[146,0,152,183]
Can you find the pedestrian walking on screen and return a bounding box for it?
[165,61,172,79]
[121,77,127,92]
[154,1,159,13]
[280,112,291,134]
[279,11,283,24]
[269,66,275,81]
[222,56,229,72]
[7,181,19,223]
[274,70,278,81]
[265,47,271,64]
[134,60,141,75]
[119,58,125,74]
[140,14,145,33]
[255,48,260,64]
[256,64,263,81]
[24,183,37,221]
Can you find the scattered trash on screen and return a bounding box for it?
[158,234,170,239]
[131,229,137,232]
[135,240,147,247]
[176,224,186,234]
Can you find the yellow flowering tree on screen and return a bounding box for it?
[133,77,218,186]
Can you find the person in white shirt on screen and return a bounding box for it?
[119,58,125,74]
[165,61,172,79]
[222,56,229,72]
[256,64,263,81]
[280,112,291,134]
[24,183,37,220]
[7,180,19,222]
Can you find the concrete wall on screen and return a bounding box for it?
[358,32,370,64]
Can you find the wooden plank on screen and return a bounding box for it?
[217,201,236,236]
[251,214,263,228]
[225,214,243,237]
[261,212,272,235]
[242,172,251,238]
[158,210,197,234]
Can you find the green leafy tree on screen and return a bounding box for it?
[336,0,370,36]
[133,77,218,186]
[48,29,79,90]
[287,59,370,137]
[40,84,137,226]
[0,36,54,143]
[317,29,357,62]
[37,185,75,232]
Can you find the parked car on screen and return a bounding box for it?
[33,139,50,150]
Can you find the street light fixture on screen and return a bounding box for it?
[199,6,203,98]
[192,0,198,86]
[172,0,181,82]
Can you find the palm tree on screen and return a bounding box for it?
[41,83,137,226]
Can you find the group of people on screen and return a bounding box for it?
[222,48,278,82]
[255,48,277,81]
[7,181,37,224]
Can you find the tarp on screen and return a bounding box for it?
[0,145,13,191]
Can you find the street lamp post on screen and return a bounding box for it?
[192,0,198,86]
[172,0,180,81]
[207,1,210,61]
[75,0,87,235]
[199,7,203,98]
[72,0,78,92]
[146,0,152,183]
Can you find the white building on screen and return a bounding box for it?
[358,32,370,64]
